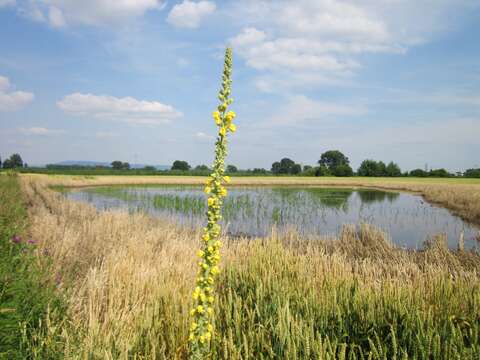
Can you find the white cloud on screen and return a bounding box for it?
[0,75,34,111]
[48,6,66,27]
[57,93,183,125]
[21,0,164,27]
[0,0,15,8]
[229,0,477,89]
[19,127,65,136]
[167,0,216,29]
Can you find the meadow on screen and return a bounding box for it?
[0,173,479,358]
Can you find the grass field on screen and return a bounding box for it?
[0,173,475,358]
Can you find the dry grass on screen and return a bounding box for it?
[19,175,480,359]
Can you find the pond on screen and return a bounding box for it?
[65,185,480,250]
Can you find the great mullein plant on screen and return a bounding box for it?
[189,47,236,358]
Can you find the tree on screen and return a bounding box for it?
[226,164,238,173]
[319,150,349,170]
[331,163,353,177]
[252,168,267,174]
[385,162,401,177]
[194,165,210,171]
[357,160,380,177]
[376,161,387,176]
[271,158,301,175]
[464,168,480,178]
[0,156,2,168]
[3,153,23,169]
[122,162,130,170]
[143,166,156,171]
[410,169,428,177]
[315,164,331,177]
[428,168,450,177]
[291,163,302,174]
[111,161,123,170]
[171,160,191,171]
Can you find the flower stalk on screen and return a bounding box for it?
[188,47,236,358]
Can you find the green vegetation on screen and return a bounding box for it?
[358,160,402,177]
[465,168,480,178]
[0,173,65,358]
[172,160,192,171]
[271,158,302,175]
[1,154,24,169]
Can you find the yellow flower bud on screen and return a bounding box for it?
[204,186,211,194]
[197,250,204,258]
[224,176,231,183]
[219,127,226,136]
[228,123,236,133]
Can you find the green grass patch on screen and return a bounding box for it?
[0,173,66,359]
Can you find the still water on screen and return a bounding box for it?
[65,186,479,250]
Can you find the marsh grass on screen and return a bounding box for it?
[17,176,480,359]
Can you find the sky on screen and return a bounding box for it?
[0,0,479,172]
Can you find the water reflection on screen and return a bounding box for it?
[65,186,479,250]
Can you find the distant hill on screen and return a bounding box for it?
[52,161,170,170]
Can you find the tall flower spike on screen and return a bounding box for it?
[189,47,236,359]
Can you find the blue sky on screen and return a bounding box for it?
[0,0,479,171]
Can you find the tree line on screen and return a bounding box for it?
[2,152,480,178]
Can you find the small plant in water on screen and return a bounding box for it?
[188,47,236,358]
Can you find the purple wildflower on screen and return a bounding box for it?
[11,235,22,244]
[27,239,38,245]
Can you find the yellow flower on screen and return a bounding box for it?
[207,197,215,207]
[223,176,231,183]
[228,123,236,133]
[196,250,205,258]
[225,110,236,122]
[197,305,204,314]
[207,324,213,332]
[204,186,211,194]
[219,187,227,197]
[189,333,195,341]
[211,266,220,275]
[219,127,226,136]
[190,322,198,331]
[212,111,222,125]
